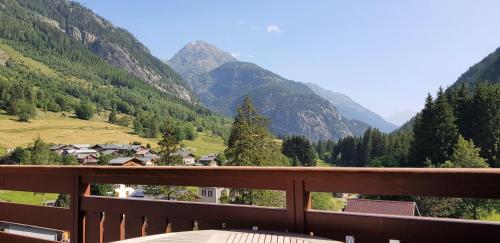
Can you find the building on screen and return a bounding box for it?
[108,157,145,167]
[344,198,417,216]
[108,157,156,166]
[114,184,136,198]
[197,154,218,166]
[50,144,92,155]
[198,187,227,203]
[171,150,196,165]
[62,149,98,157]
[92,144,146,155]
[76,154,98,165]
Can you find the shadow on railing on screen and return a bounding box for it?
[0,166,499,243]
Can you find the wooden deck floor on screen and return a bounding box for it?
[115,230,342,243]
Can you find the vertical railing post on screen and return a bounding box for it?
[286,180,296,232]
[286,179,311,234]
[71,170,90,243]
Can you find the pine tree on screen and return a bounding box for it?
[158,122,183,166]
[449,84,473,139]
[411,89,458,167]
[410,94,436,166]
[282,135,316,166]
[108,109,117,124]
[225,96,286,207]
[225,96,285,166]
[431,88,459,165]
[470,83,500,166]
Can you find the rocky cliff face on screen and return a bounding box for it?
[306,83,396,132]
[197,61,358,141]
[17,0,194,103]
[168,41,368,141]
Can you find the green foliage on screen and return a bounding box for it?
[90,184,114,196]
[0,0,230,142]
[97,153,113,166]
[444,135,489,168]
[12,99,36,122]
[12,137,60,165]
[411,88,458,167]
[411,83,499,167]
[74,100,94,120]
[157,122,183,165]
[108,110,117,124]
[311,192,345,211]
[225,96,286,166]
[321,127,412,167]
[144,185,199,201]
[282,135,316,166]
[55,194,70,208]
[61,155,78,165]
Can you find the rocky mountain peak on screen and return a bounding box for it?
[168,40,236,82]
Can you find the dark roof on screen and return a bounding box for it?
[344,198,416,216]
[109,157,143,165]
[93,144,144,151]
[171,150,194,158]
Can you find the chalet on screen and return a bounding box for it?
[198,187,227,203]
[62,149,98,157]
[198,154,218,166]
[114,184,136,198]
[136,156,156,166]
[50,144,91,154]
[76,154,98,165]
[344,198,417,216]
[171,150,196,165]
[109,157,148,167]
[92,144,146,154]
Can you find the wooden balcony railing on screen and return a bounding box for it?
[0,166,499,243]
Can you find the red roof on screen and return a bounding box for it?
[344,198,416,216]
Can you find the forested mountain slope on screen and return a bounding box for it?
[453,46,500,87]
[0,0,230,140]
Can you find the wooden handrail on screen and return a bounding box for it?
[0,166,499,243]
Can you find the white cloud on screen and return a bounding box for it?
[266,24,281,33]
[231,52,241,58]
[248,54,254,59]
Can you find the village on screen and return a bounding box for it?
[48,143,226,204]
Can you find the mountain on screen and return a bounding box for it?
[385,110,416,126]
[453,46,500,87]
[200,62,362,141]
[305,83,397,132]
[14,0,194,102]
[167,40,236,87]
[0,0,230,138]
[397,45,500,131]
[168,41,369,141]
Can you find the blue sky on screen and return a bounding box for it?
[77,0,500,120]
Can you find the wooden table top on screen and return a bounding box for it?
[115,230,342,243]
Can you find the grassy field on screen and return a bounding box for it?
[0,109,227,157]
[0,190,59,206]
[182,132,226,157]
[0,111,156,148]
[483,212,500,222]
[315,159,332,167]
[0,41,57,77]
